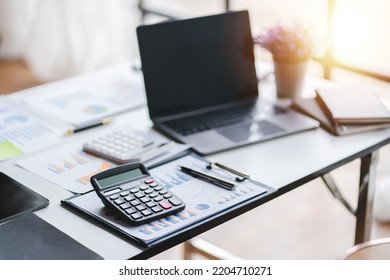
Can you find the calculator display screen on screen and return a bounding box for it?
[97,168,144,189]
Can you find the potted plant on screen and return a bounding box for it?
[253,21,316,99]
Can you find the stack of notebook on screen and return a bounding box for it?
[291,87,390,136]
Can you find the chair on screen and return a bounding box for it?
[137,0,231,23]
[337,237,390,260]
[183,238,242,260]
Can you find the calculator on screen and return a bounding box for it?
[83,130,162,164]
[90,162,185,225]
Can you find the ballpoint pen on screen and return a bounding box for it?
[178,166,236,190]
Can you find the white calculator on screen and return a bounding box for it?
[82,130,172,164]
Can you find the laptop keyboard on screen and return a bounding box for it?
[163,103,284,136]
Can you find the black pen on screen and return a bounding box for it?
[178,166,236,190]
[64,118,112,136]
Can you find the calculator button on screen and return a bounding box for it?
[141,209,153,216]
[140,185,149,191]
[144,179,154,184]
[163,193,173,199]
[140,196,151,203]
[120,203,131,210]
[131,212,143,220]
[169,198,183,206]
[159,200,173,209]
[144,188,154,194]
[154,186,163,191]
[154,196,163,202]
[134,192,145,199]
[125,208,137,215]
[130,188,140,194]
[151,206,163,213]
[114,198,126,205]
[120,191,130,197]
[149,192,158,198]
[124,195,135,202]
[159,189,168,195]
[146,201,157,208]
[149,182,159,188]
[130,200,141,207]
[104,187,122,196]
[136,204,147,211]
[109,194,120,200]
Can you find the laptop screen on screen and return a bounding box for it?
[137,10,259,118]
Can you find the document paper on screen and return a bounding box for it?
[0,98,65,161]
[16,126,191,194]
[20,63,145,128]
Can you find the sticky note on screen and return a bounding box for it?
[0,140,23,160]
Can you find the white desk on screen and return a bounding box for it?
[1,65,389,259]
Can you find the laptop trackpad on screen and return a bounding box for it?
[217,120,285,143]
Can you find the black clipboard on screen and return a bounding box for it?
[61,151,276,247]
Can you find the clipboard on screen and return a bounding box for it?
[61,151,276,247]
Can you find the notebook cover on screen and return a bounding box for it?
[292,97,390,135]
[315,87,390,125]
[0,212,103,260]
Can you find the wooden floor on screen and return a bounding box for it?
[151,145,390,260]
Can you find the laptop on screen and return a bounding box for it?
[136,10,319,155]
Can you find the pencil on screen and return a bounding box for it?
[64,118,112,136]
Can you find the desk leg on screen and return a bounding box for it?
[355,150,379,245]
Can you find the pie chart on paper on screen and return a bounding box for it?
[195,204,210,211]
[83,105,108,115]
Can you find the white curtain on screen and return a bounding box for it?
[0,0,139,82]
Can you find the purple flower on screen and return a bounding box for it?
[253,21,315,63]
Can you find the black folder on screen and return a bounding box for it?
[0,212,103,260]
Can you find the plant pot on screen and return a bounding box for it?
[273,60,307,99]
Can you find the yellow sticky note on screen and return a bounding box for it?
[0,140,23,160]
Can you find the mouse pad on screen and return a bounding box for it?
[0,172,49,223]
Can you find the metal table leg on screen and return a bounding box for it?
[355,150,379,244]
[322,149,379,245]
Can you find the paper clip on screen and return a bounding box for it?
[206,162,250,182]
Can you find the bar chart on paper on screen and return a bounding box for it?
[17,141,116,193]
